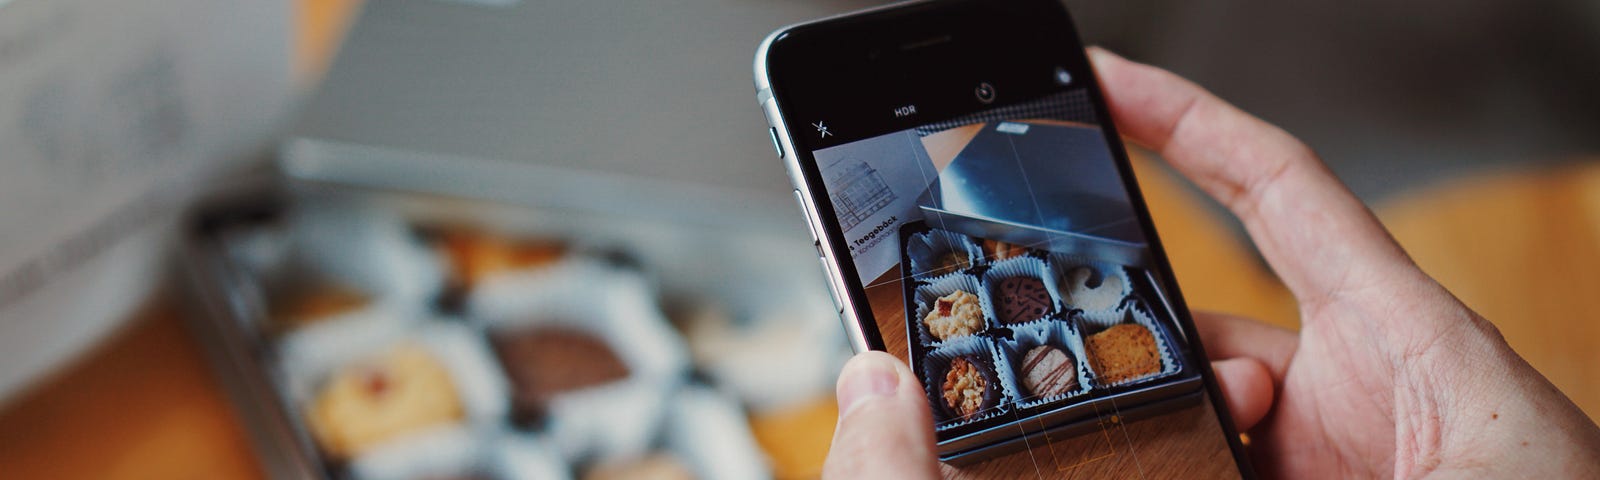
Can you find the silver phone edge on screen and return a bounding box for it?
[754,3,930,354]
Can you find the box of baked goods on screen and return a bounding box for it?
[181,140,849,480]
[897,220,1203,461]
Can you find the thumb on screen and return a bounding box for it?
[1210,357,1275,431]
[823,351,941,480]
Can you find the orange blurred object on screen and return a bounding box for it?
[748,396,839,480]
[432,228,567,292]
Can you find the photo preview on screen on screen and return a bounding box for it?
[812,90,1240,473]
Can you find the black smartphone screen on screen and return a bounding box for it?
[761,0,1252,476]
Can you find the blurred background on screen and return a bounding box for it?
[0,0,1595,478]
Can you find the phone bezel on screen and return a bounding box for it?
[756,0,1255,474]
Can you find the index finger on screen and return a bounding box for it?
[1088,47,1419,312]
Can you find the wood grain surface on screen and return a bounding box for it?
[5,156,1599,480]
[0,300,263,480]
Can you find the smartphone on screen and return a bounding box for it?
[754,0,1254,476]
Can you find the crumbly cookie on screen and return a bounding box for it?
[923,290,984,341]
[1085,324,1162,384]
[942,356,991,418]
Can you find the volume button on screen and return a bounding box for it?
[792,189,819,246]
[767,98,809,190]
[768,127,784,158]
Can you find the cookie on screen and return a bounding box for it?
[941,356,994,419]
[996,276,1051,325]
[583,453,696,480]
[491,327,630,426]
[982,239,1027,261]
[1065,266,1124,311]
[1085,324,1162,384]
[306,344,464,459]
[930,250,970,276]
[922,290,984,341]
[1020,345,1078,397]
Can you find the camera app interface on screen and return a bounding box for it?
[810,86,1243,477]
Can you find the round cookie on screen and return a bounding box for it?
[307,343,464,459]
[996,276,1051,325]
[983,239,1027,261]
[930,250,971,275]
[941,356,997,419]
[1020,345,1078,397]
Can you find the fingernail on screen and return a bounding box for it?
[1086,47,1112,62]
[838,354,901,414]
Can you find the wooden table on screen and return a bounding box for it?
[4,157,1598,479]
[0,299,264,479]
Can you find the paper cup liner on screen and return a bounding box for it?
[906,229,980,280]
[1049,253,1133,316]
[920,336,1010,429]
[665,387,769,480]
[283,319,509,463]
[287,201,445,312]
[1076,304,1181,388]
[489,431,572,480]
[276,303,417,404]
[345,424,481,480]
[467,259,686,462]
[543,378,672,463]
[980,257,1064,326]
[467,259,690,382]
[995,316,1093,408]
[412,322,511,424]
[911,273,993,346]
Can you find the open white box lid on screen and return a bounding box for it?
[0,0,291,400]
[286,0,883,231]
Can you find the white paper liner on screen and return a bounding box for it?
[466,259,689,462]
[1076,306,1181,388]
[543,378,672,463]
[287,202,444,310]
[911,273,993,346]
[664,387,770,480]
[696,301,846,412]
[980,257,1064,326]
[995,317,1093,408]
[412,322,512,425]
[276,303,416,404]
[1049,253,1133,315]
[277,318,510,465]
[905,229,980,280]
[346,424,480,480]
[490,431,573,480]
[467,259,690,382]
[920,336,1009,429]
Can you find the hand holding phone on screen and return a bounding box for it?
[820,45,1600,480]
[756,1,1600,478]
[756,0,1252,475]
